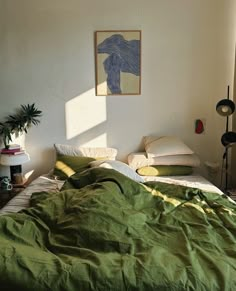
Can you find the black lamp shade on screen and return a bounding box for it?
[221,131,236,147]
[216,99,235,116]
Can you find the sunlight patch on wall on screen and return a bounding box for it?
[25,169,34,180]
[65,88,107,139]
[96,81,108,95]
[80,133,107,147]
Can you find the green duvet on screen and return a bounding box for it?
[0,168,236,291]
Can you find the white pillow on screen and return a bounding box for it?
[54,144,118,160]
[144,136,194,158]
[89,160,144,183]
[128,152,200,170]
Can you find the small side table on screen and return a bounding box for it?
[0,188,23,209]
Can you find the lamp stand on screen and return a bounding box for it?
[10,165,22,183]
[224,148,229,192]
[216,85,236,193]
[222,86,233,193]
[224,86,229,192]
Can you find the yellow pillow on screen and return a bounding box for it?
[53,155,95,180]
[137,165,193,176]
[55,161,75,177]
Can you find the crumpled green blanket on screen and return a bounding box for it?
[0,167,235,291]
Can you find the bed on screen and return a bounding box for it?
[0,143,235,290]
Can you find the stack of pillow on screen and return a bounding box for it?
[128,136,200,177]
[52,136,200,182]
[53,143,118,180]
[53,143,145,183]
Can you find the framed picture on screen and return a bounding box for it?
[95,30,141,96]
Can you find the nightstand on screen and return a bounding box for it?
[0,188,23,209]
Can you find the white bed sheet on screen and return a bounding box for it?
[143,175,236,204]
[143,175,224,194]
[0,175,64,215]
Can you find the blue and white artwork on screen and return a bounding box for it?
[95,31,141,95]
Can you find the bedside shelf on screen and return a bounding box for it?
[12,178,28,188]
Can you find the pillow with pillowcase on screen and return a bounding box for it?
[89,160,144,183]
[54,155,95,180]
[143,136,194,158]
[54,144,118,160]
[128,152,200,170]
[137,165,193,176]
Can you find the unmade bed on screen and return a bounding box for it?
[0,172,226,215]
[0,166,235,290]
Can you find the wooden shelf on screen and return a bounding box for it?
[12,177,28,188]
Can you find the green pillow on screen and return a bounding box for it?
[53,155,95,180]
[137,165,193,176]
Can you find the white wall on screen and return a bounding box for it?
[0,0,236,187]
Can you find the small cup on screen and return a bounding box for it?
[0,177,13,191]
[5,183,13,191]
[0,176,8,182]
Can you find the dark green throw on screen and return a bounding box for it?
[0,168,235,290]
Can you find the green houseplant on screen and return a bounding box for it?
[0,103,42,149]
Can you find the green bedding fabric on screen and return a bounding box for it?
[0,168,236,291]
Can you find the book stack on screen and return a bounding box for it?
[0,144,25,155]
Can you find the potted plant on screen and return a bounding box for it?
[0,103,42,149]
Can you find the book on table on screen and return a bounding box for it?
[7,144,21,150]
[1,147,25,155]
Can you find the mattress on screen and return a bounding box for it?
[0,172,232,215]
[0,175,64,215]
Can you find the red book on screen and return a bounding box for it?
[1,148,22,154]
[12,150,25,155]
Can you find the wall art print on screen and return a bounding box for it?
[95,30,141,96]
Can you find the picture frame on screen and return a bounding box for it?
[95,30,141,96]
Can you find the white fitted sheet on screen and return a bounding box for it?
[143,175,224,194]
[143,175,236,204]
[0,175,64,215]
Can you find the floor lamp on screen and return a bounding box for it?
[216,86,236,192]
